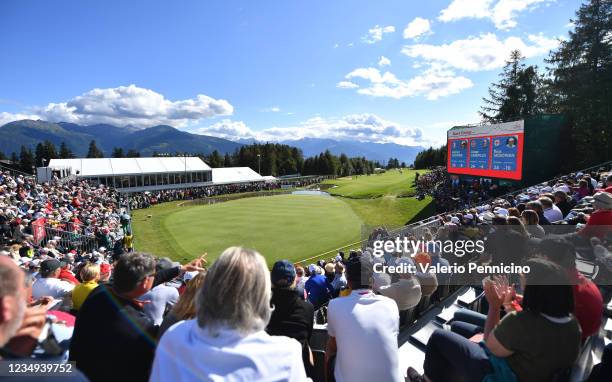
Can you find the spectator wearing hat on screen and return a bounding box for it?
[266,259,315,377]
[150,247,308,382]
[325,255,402,382]
[578,192,612,240]
[305,264,333,310]
[71,263,100,311]
[31,259,74,301]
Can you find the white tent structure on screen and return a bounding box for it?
[211,167,266,185]
[46,157,212,192]
[44,157,271,192]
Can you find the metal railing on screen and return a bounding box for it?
[39,225,101,254]
[0,163,35,178]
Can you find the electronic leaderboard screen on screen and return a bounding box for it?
[447,120,524,180]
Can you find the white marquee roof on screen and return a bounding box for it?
[47,157,211,177]
[212,167,265,184]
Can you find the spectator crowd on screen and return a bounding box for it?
[0,163,610,382]
[125,176,328,210]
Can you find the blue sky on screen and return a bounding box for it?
[0,0,578,147]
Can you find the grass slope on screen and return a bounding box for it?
[322,169,433,227]
[323,169,416,198]
[132,194,362,264]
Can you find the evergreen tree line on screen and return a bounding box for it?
[413,145,447,169]
[158,143,382,177]
[414,0,612,170]
[0,140,382,177]
[0,141,76,174]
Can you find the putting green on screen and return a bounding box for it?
[132,194,363,265]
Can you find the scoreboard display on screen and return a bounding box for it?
[447,120,524,180]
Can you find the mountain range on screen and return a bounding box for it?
[0,120,424,164]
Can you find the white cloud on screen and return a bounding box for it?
[336,81,359,89]
[439,0,493,22]
[402,33,559,72]
[342,66,473,100]
[378,56,391,67]
[196,119,253,140]
[0,111,40,127]
[0,85,234,128]
[196,113,425,146]
[261,106,281,112]
[362,25,395,44]
[403,17,432,40]
[333,43,339,48]
[438,0,550,30]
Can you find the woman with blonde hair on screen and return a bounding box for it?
[150,247,309,381]
[158,271,206,337]
[72,263,100,310]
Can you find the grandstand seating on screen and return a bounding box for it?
[2,159,611,381]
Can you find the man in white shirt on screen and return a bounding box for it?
[540,197,564,223]
[325,256,403,382]
[32,259,74,300]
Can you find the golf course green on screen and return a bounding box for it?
[131,169,433,265]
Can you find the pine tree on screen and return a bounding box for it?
[545,0,612,168]
[223,152,232,167]
[19,146,34,173]
[126,149,140,158]
[44,141,57,159]
[10,152,18,166]
[59,142,74,159]
[207,150,223,168]
[87,140,104,158]
[112,147,125,158]
[480,50,543,122]
[35,143,45,167]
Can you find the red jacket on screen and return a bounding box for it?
[579,210,612,239]
[59,269,80,285]
[572,271,603,339]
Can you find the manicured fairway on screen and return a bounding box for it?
[322,169,434,227]
[132,194,363,264]
[132,169,434,264]
[323,169,418,198]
